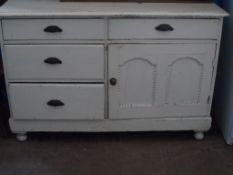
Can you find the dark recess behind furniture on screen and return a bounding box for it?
[0,0,6,6]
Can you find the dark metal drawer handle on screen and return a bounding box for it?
[110,78,117,86]
[44,25,63,33]
[47,100,65,107]
[155,24,174,32]
[44,57,62,65]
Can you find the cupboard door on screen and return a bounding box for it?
[109,44,216,119]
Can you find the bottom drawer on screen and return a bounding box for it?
[9,84,104,120]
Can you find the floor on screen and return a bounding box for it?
[0,113,233,175]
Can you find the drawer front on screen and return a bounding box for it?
[2,19,105,40]
[109,19,219,39]
[5,45,104,81]
[9,84,105,120]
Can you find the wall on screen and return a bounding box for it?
[214,0,222,5]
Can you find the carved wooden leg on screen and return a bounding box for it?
[194,131,204,140]
[16,133,28,141]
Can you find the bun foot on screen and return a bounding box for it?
[194,131,204,140]
[16,133,28,142]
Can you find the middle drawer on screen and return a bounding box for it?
[5,45,104,81]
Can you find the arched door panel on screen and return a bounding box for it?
[109,44,216,119]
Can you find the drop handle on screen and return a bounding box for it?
[155,24,174,32]
[47,100,65,107]
[44,57,62,65]
[110,78,117,86]
[44,25,63,33]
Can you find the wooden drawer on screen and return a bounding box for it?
[2,19,105,40]
[109,18,219,39]
[9,84,105,120]
[5,45,104,81]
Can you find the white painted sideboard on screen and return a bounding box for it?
[0,0,228,141]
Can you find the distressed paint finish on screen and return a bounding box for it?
[0,0,228,140]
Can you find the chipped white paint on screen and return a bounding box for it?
[0,0,228,141]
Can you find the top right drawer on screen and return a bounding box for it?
[109,19,219,40]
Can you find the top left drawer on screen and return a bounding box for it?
[2,19,105,40]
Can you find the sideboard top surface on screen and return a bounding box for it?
[0,0,228,18]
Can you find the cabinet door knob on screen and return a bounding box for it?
[44,25,63,33]
[44,57,62,64]
[110,78,117,86]
[155,24,174,32]
[47,100,65,107]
